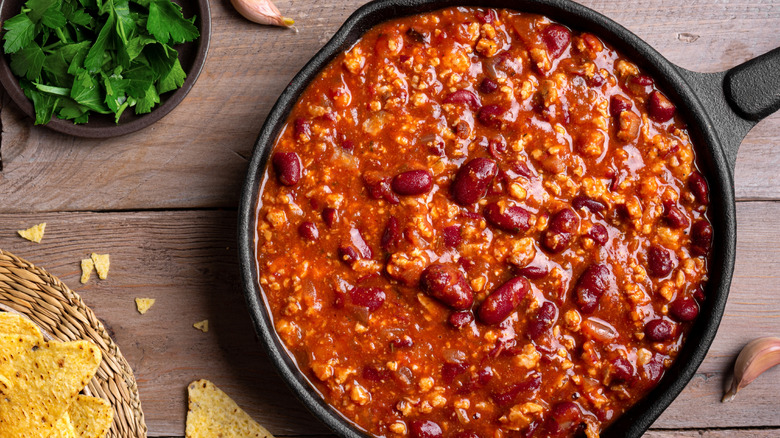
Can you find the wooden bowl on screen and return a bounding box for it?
[0,0,211,138]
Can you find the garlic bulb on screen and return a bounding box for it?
[231,0,295,28]
[722,337,780,402]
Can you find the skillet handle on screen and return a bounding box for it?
[675,47,780,171]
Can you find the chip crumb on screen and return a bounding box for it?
[17,222,46,243]
[80,258,95,284]
[91,253,110,279]
[135,298,156,315]
[193,320,209,333]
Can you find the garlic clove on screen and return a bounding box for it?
[231,0,295,28]
[722,336,780,402]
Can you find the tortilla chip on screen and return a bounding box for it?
[80,259,94,284]
[193,320,209,333]
[18,222,46,243]
[135,298,155,315]
[186,380,274,438]
[68,395,113,438]
[0,312,44,341]
[50,413,77,438]
[0,335,102,438]
[90,254,110,280]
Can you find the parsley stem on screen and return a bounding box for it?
[55,28,68,44]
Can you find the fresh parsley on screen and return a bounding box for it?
[2,0,198,125]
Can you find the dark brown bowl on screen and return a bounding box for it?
[238,1,780,437]
[0,0,211,138]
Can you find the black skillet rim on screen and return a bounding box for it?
[238,0,736,436]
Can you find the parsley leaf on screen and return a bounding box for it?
[83,5,114,72]
[71,68,111,112]
[146,0,198,45]
[3,13,36,53]
[10,41,46,80]
[157,57,185,94]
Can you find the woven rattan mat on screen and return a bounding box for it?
[0,249,147,438]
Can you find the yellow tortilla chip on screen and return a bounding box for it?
[90,253,110,280]
[50,413,77,438]
[186,380,274,438]
[18,222,46,243]
[135,298,155,314]
[0,335,102,438]
[80,259,94,284]
[0,312,44,341]
[68,395,113,438]
[193,320,209,333]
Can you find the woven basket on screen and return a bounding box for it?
[0,249,147,438]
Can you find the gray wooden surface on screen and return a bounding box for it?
[0,0,779,436]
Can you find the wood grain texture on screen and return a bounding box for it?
[0,0,778,213]
[0,201,779,435]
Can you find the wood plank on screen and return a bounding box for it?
[1,201,779,434]
[1,0,779,213]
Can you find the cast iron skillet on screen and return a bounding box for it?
[239,0,780,436]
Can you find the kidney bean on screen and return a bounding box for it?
[645,318,675,342]
[515,264,549,279]
[542,231,572,253]
[442,225,462,248]
[338,245,360,265]
[483,203,531,233]
[574,264,610,314]
[476,8,497,23]
[548,401,582,433]
[340,138,354,152]
[298,222,318,241]
[627,74,654,96]
[688,171,709,205]
[609,94,632,117]
[389,336,414,349]
[587,224,609,246]
[479,78,499,94]
[670,296,700,322]
[610,356,636,383]
[293,117,311,138]
[663,202,689,229]
[648,90,676,122]
[644,354,666,385]
[693,284,706,302]
[647,245,676,277]
[392,169,433,196]
[406,27,430,44]
[476,105,506,128]
[381,216,401,252]
[511,160,535,179]
[573,196,606,214]
[272,152,303,186]
[478,277,530,325]
[451,158,498,205]
[349,287,385,311]
[364,175,400,204]
[441,362,469,383]
[409,421,443,438]
[542,24,571,59]
[350,228,373,259]
[420,264,474,310]
[362,364,390,382]
[543,208,579,253]
[528,301,557,340]
[321,207,337,227]
[549,208,580,233]
[491,372,541,405]
[691,220,713,256]
[444,89,481,109]
[449,310,474,328]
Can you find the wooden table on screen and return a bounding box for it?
[1,0,778,436]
